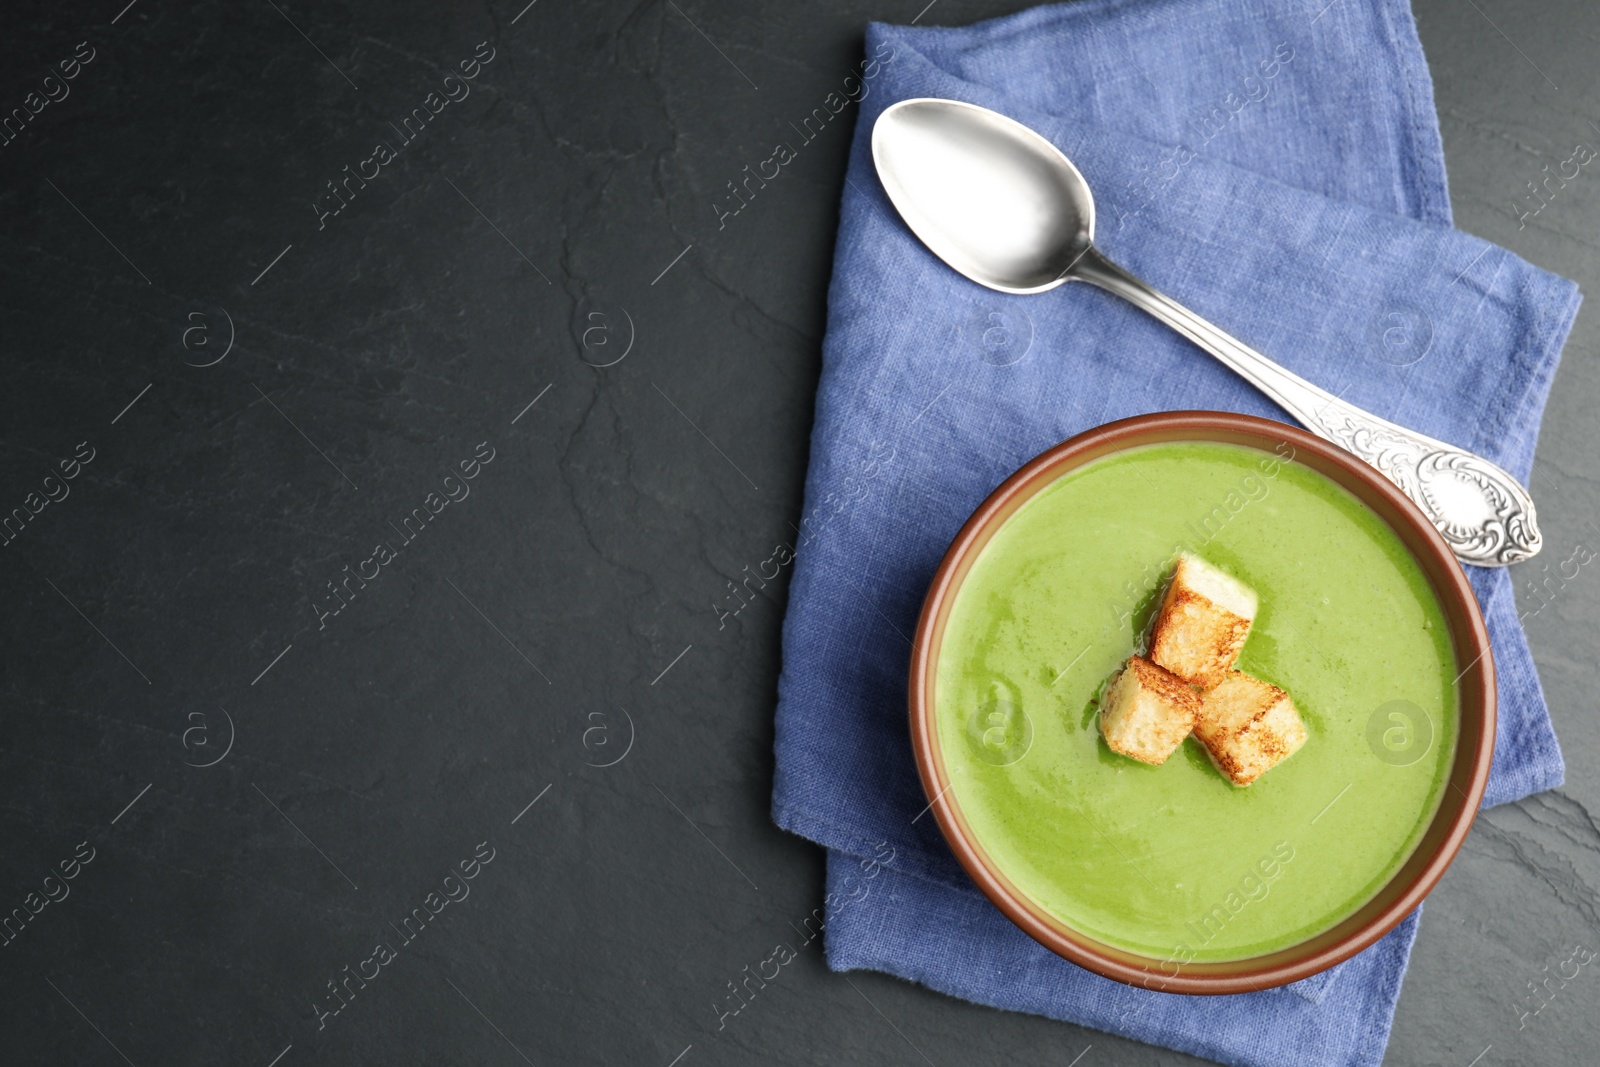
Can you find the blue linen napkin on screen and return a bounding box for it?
[770,0,1581,1064]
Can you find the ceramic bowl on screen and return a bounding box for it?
[907,411,1495,994]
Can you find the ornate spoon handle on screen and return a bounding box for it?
[1069,247,1541,567]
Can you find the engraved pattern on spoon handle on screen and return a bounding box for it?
[1070,247,1541,566]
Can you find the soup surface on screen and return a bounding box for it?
[934,441,1458,961]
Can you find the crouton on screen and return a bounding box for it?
[1149,555,1258,689]
[1194,671,1307,786]
[1100,656,1201,766]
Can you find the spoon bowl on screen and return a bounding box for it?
[871,98,1094,293]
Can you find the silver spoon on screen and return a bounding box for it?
[871,97,1540,567]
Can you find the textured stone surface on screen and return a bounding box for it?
[0,1,1594,1064]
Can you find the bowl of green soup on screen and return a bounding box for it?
[909,411,1494,994]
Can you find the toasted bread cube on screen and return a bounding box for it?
[1194,672,1307,786]
[1100,656,1200,766]
[1149,555,1258,689]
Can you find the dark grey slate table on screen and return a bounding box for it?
[2,1,1595,1064]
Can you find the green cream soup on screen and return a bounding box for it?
[935,441,1457,962]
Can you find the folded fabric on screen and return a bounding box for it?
[770,1,1581,1064]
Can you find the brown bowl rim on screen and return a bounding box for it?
[907,411,1495,995]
